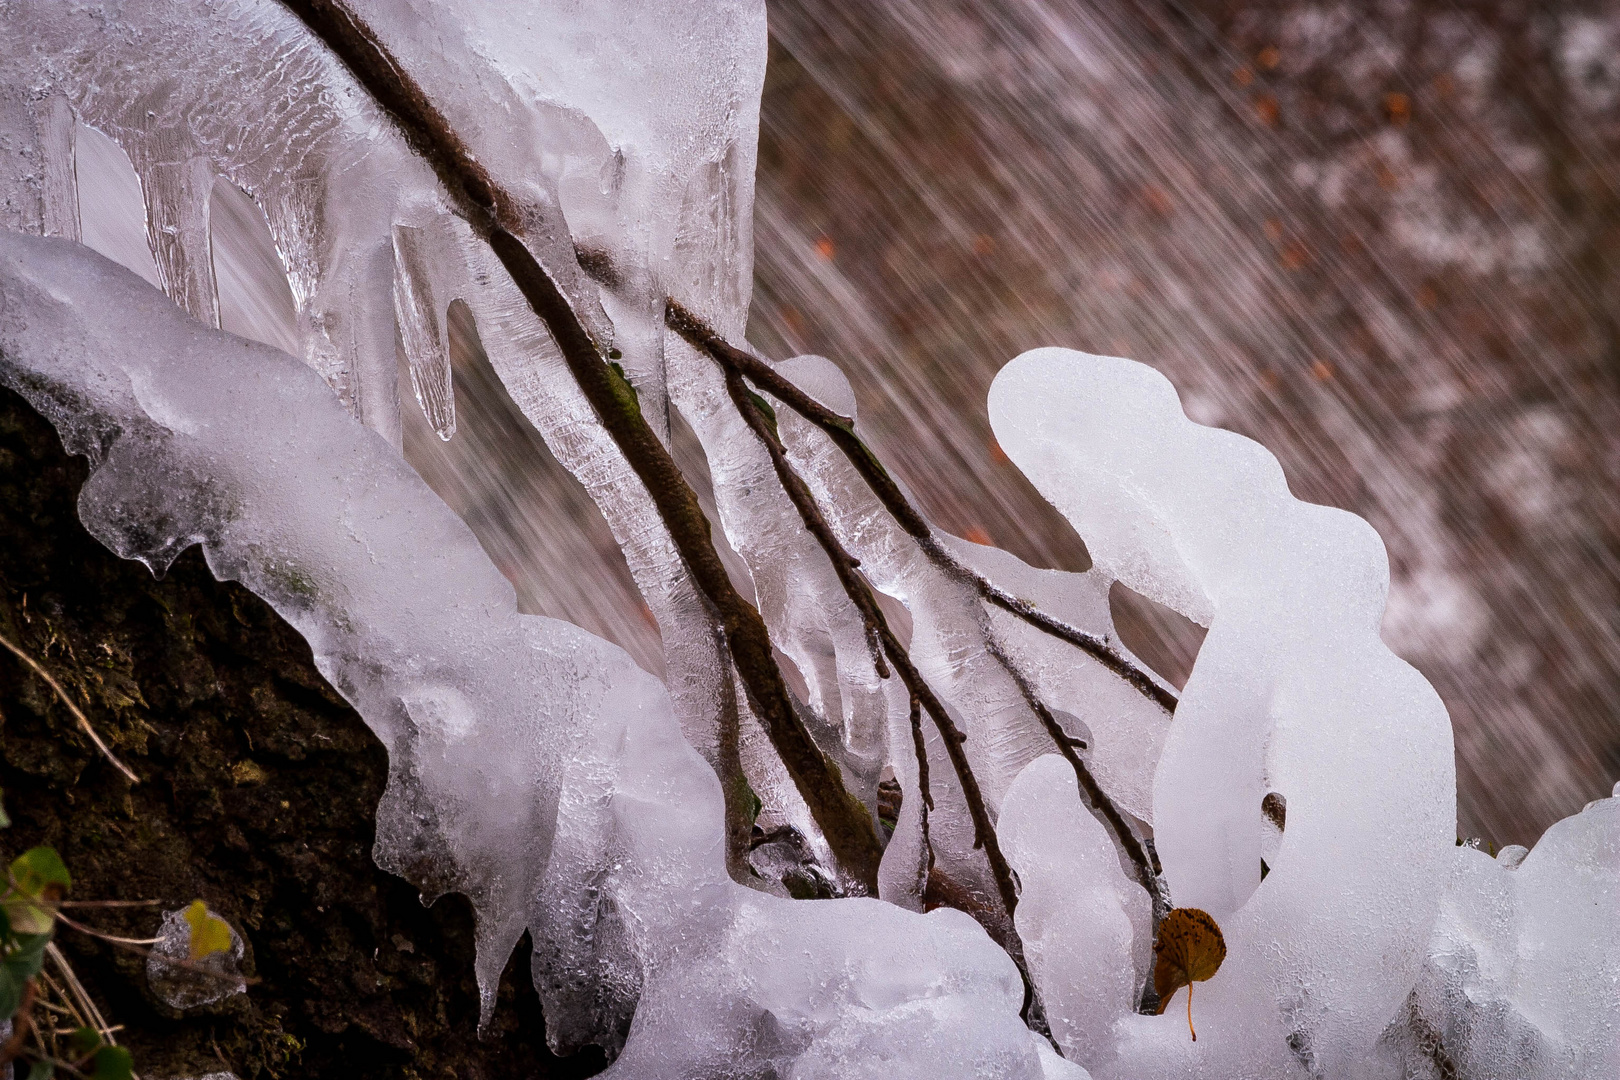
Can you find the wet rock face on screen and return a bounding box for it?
[0,384,605,1078]
[755,0,1620,847]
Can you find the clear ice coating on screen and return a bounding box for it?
[146,904,248,1010]
[1,0,1616,1074]
[761,353,1172,915]
[0,232,1070,1077]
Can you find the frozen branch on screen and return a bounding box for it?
[666,299,1177,716]
[278,0,886,892]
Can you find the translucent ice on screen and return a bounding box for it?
[1377,793,1619,1080]
[0,232,1054,1075]
[990,349,1456,1076]
[766,353,1172,917]
[146,904,247,1010]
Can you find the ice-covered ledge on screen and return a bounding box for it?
[0,231,1077,1078]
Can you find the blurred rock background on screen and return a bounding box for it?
[746,0,1620,847]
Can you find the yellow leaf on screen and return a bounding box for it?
[1153,907,1227,1041]
[183,900,233,961]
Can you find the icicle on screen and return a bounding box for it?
[391,223,455,440]
[129,135,219,327]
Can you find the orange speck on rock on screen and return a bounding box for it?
[1384,91,1411,125]
[1255,93,1280,126]
[1263,218,1284,241]
[1143,184,1174,216]
[973,233,996,256]
[1281,243,1310,271]
[1417,284,1439,310]
[1258,45,1281,70]
[963,526,994,547]
[1260,368,1281,390]
[1311,360,1334,381]
[1233,66,1254,87]
[814,235,836,260]
[782,306,806,334]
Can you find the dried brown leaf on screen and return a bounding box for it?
[1153,906,1227,1040]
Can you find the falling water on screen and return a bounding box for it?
[71,0,1620,848]
[747,0,1620,847]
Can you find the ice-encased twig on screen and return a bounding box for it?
[667,302,1171,922]
[666,299,1177,715]
[989,348,1458,1075]
[716,350,1057,1035]
[0,233,1086,1078]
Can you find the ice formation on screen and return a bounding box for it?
[0,232,1079,1077]
[146,904,248,1010]
[0,0,773,832]
[989,350,1617,1077]
[0,0,1615,1075]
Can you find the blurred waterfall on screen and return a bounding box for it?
[751,0,1620,845]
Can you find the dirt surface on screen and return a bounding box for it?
[0,383,605,1078]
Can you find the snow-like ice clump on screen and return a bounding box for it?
[990,349,1616,1078]
[0,232,1082,1077]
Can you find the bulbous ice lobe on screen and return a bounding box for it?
[989,349,1457,1076]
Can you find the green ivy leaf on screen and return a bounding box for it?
[0,962,24,1020]
[183,900,232,961]
[68,1025,104,1056]
[10,848,71,897]
[26,1060,55,1080]
[88,1045,133,1080]
[7,931,51,977]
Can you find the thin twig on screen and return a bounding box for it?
[983,634,1169,922]
[46,944,114,1046]
[674,301,1168,908]
[278,0,885,893]
[719,353,1055,1041]
[0,632,139,783]
[54,910,164,946]
[666,300,1178,716]
[908,694,933,900]
[710,622,753,885]
[719,365,890,681]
